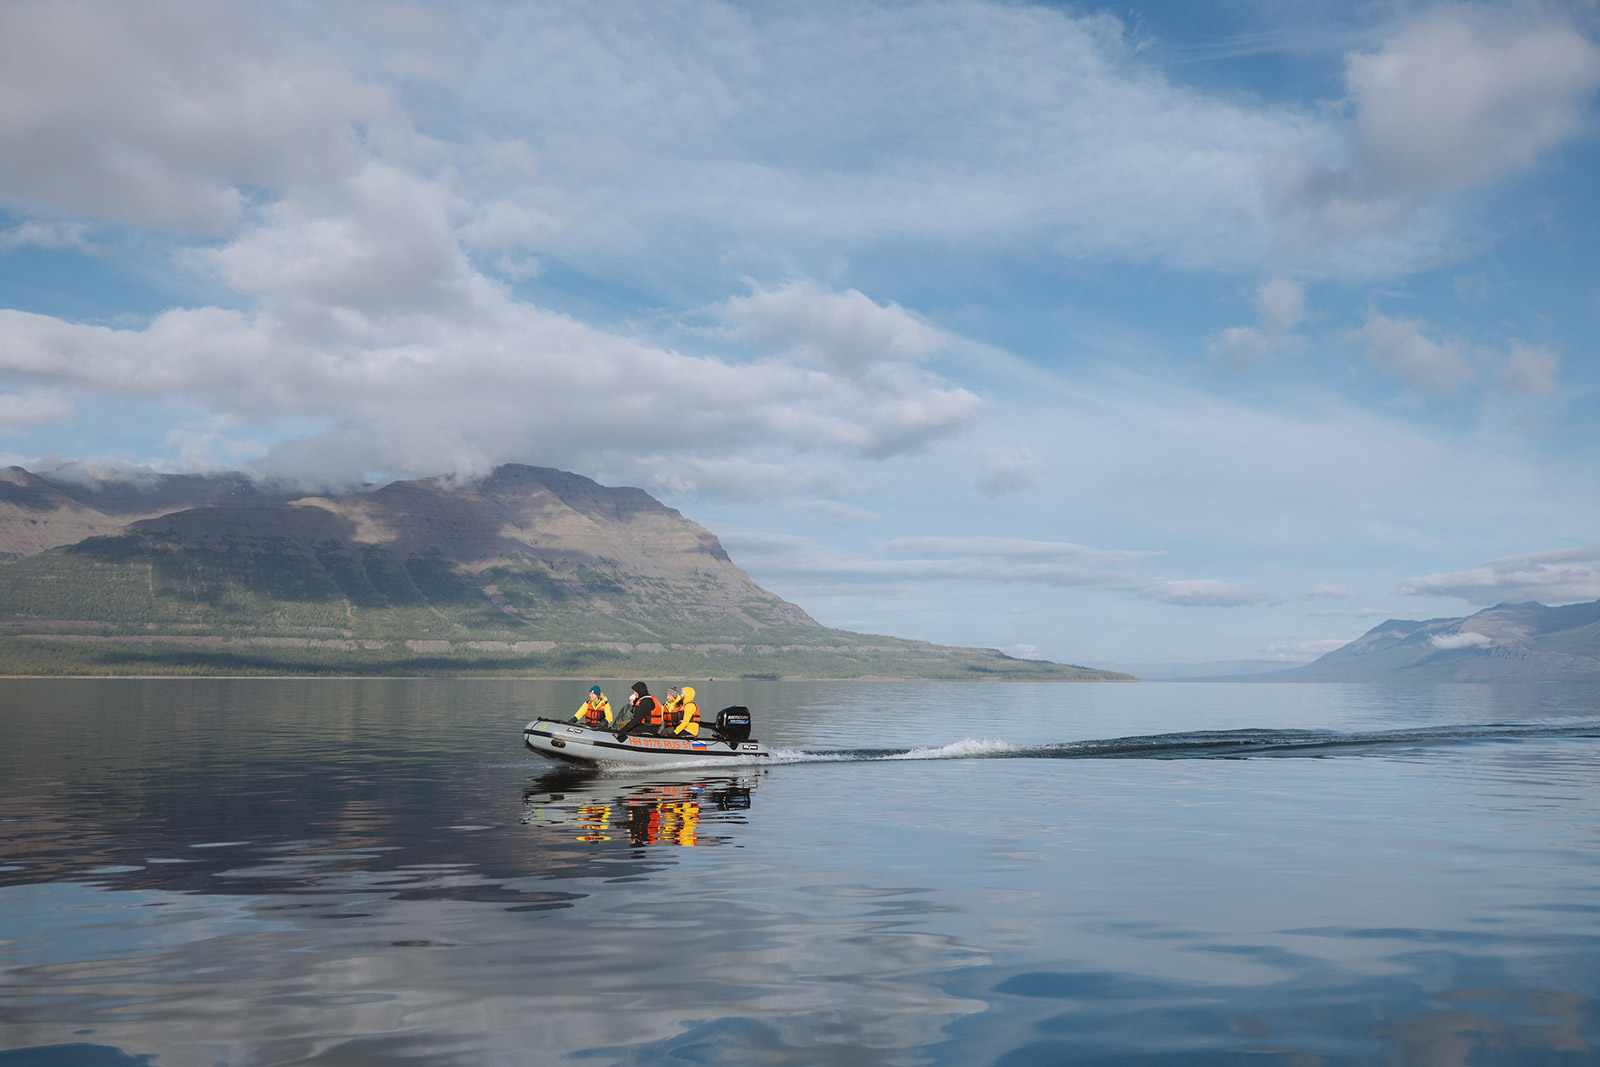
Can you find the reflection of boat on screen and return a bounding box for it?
[523,706,769,766]
[522,774,759,847]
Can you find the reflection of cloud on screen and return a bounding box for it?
[0,877,987,1065]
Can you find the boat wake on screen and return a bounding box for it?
[765,721,1600,764]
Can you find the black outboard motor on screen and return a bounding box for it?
[715,705,752,743]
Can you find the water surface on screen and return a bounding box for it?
[2,678,1598,1065]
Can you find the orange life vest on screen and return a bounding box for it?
[579,698,609,726]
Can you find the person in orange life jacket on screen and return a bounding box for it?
[660,687,683,727]
[573,686,612,727]
[621,682,663,736]
[666,685,701,737]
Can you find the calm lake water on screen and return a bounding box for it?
[2,677,1599,1066]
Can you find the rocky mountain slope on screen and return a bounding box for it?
[0,465,297,561]
[1261,600,1600,681]
[0,464,1127,680]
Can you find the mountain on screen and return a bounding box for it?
[1102,659,1295,680]
[1256,600,1600,681]
[0,465,298,562]
[0,463,1130,680]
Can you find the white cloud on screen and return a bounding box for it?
[0,272,980,491]
[1264,638,1349,659]
[1256,278,1306,333]
[1397,546,1600,606]
[0,220,94,252]
[717,280,948,374]
[202,163,476,316]
[0,391,74,432]
[1500,340,1560,396]
[1135,577,1277,608]
[884,536,1161,566]
[0,0,393,233]
[1308,608,1393,619]
[1430,631,1494,650]
[1208,325,1283,370]
[3,1,1567,319]
[974,446,1043,496]
[1346,311,1475,394]
[621,455,870,504]
[1347,9,1600,192]
[461,1,1450,279]
[1209,278,1305,369]
[720,529,1272,607]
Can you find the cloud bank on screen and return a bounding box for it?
[720,531,1275,608]
[1398,546,1600,606]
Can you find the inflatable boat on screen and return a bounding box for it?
[524,705,769,767]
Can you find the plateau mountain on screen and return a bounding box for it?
[0,464,1127,680]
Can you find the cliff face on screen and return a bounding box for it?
[0,464,1126,680]
[1265,600,1600,681]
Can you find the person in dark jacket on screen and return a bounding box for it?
[620,681,663,736]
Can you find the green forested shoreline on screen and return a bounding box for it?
[0,636,1130,680]
[0,534,1131,680]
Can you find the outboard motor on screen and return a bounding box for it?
[715,705,752,743]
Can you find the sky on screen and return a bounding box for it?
[1,0,1599,669]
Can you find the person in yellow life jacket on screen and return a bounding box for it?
[573,686,612,728]
[670,686,701,737]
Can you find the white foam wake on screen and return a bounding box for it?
[882,737,1021,760]
[760,737,1022,764]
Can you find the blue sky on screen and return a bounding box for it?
[2,0,1599,668]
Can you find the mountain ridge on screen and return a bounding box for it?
[1246,599,1600,681]
[0,463,1129,680]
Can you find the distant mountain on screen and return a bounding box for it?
[1256,600,1600,681]
[1103,659,1296,681]
[0,463,1130,680]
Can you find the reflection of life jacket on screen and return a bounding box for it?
[576,804,611,842]
[671,802,699,846]
[578,697,610,726]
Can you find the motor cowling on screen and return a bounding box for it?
[715,706,752,743]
